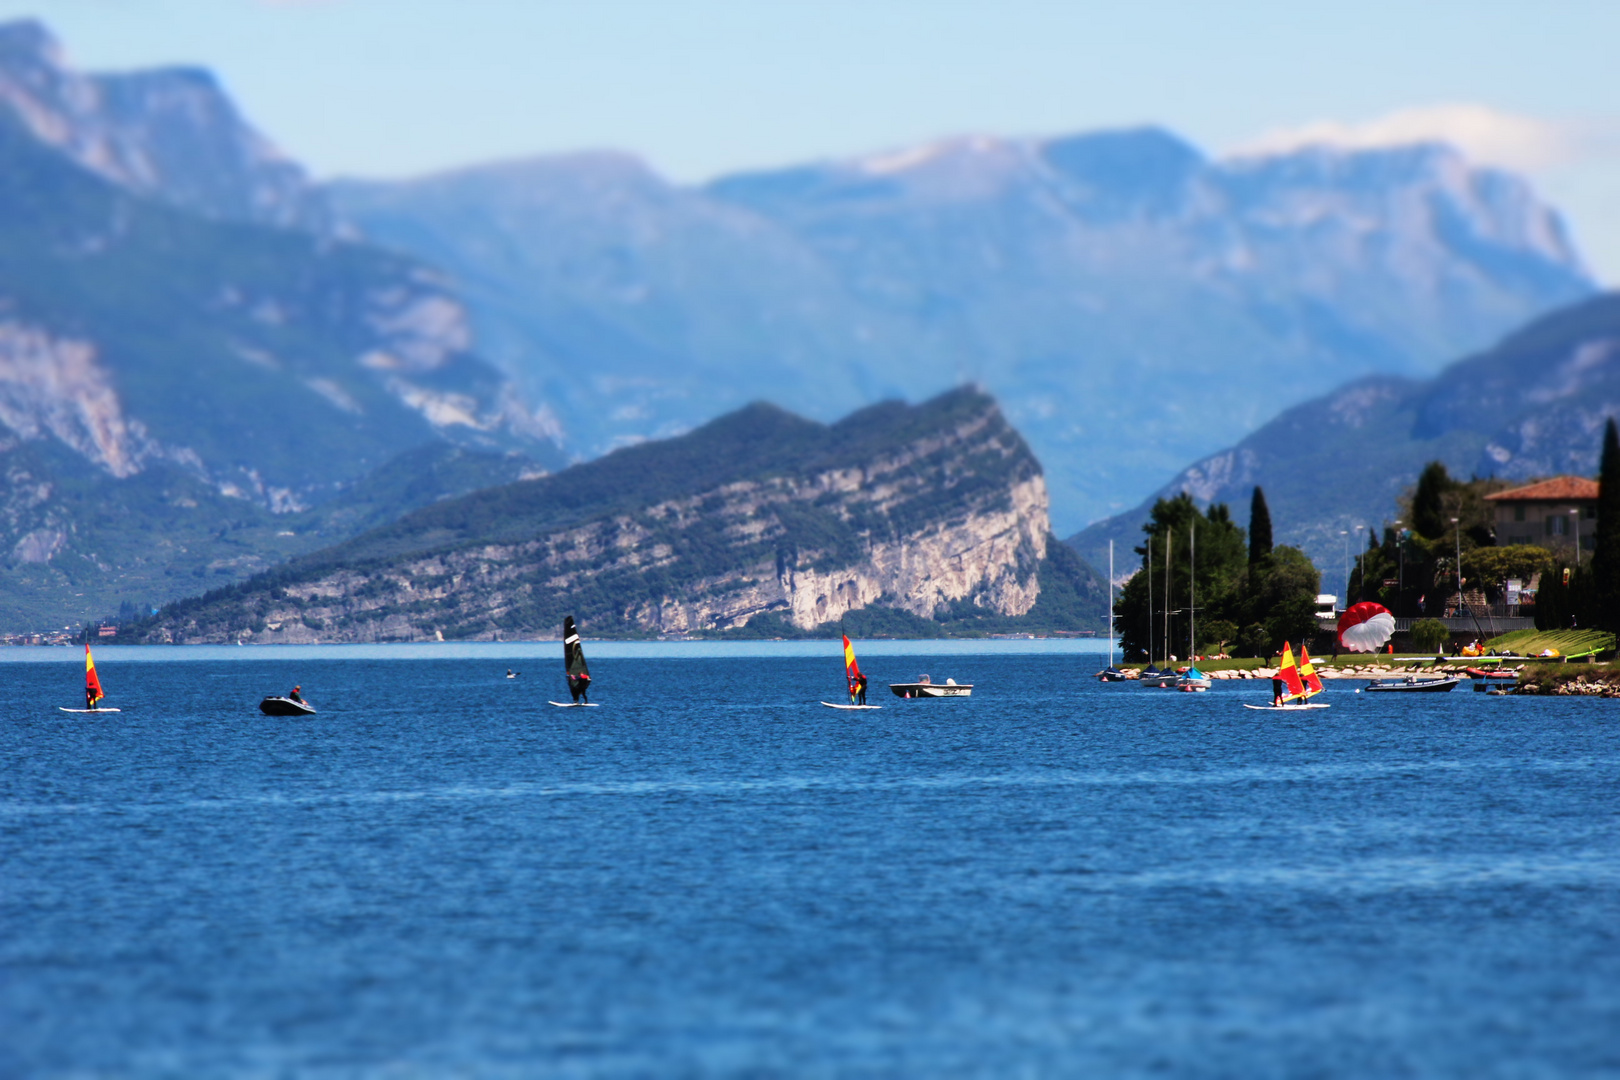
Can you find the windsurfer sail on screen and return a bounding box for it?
[843,633,864,705]
[1298,645,1325,699]
[1273,642,1307,704]
[85,643,105,710]
[563,616,591,703]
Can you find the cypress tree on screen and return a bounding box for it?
[1411,461,1453,540]
[1248,486,1273,567]
[1594,417,1620,632]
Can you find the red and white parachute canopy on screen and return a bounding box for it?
[1337,601,1396,653]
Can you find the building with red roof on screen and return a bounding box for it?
[1484,476,1599,552]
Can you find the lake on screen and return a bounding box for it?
[3,645,1616,1075]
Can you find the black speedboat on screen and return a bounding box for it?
[260,695,317,716]
[1097,665,1128,682]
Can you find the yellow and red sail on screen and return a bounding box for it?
[1298,645,1324,698]
[1276,642,1306,701]
[842,634,862,693]
[85,644,104,705]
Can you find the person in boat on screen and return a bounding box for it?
[568,671,591,704]
[289,685,305,704]
[856,672,868,706]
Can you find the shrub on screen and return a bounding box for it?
[1410,618,1450,653]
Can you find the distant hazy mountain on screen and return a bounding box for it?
[1068,292,1620,579]
[132,388,1106,643]
[0,22,562,628]
[0,20,323,231]
[331,129,1594,534]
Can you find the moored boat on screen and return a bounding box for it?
[1363,675,1460,693]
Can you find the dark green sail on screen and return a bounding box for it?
[563,616,589,680]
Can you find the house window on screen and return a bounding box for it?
[1546,516,1566,536]
[1514,505,1525,522]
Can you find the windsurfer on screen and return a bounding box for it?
[1271,678,1285,707]
[856,673,868,705]
[85,686,97,711]
[569,672,591,704]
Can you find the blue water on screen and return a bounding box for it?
[3,650,1617,1076]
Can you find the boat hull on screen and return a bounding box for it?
[889,683,973,698]
[1363,677,1460,693]
[259,696,316,716]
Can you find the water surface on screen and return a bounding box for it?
[3,651,1616,1075]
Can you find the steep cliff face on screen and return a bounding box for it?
[138,389,1091,643]
[0,22,564,628]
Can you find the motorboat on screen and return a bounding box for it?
[890,675,973,698]
[260,695,317,716]
[1362,676,1460,693]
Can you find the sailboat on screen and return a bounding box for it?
[1176,520,1212,691]
[1097,539,1126,681]
[1141,530,1177,687]
[59,643,120,713]
[823,632,882,709]
[548,615,599,707]
[1243,641,1329,709]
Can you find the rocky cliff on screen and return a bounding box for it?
[136,388,1103,643]
[0,21,563,629]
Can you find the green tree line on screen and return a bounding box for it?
[1116,490,1320,660]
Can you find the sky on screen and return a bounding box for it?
[2,0,1617,279]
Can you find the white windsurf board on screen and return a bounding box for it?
[1241,702,1330,710]
[820,702,882,710]
[547,701,600,708]
[58,707,122,713]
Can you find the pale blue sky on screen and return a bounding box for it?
[3,0,1617,277]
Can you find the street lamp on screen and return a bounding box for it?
[1354,524,1365,603]
[1340,529,1350,610]
[1392,520,1405,616]
[1571,507,1581,569]
[1451,517,1463,618]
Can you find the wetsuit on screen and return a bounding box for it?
[857,675,868,705]
[569,674,590,703]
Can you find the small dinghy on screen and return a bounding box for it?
[889,675,972,698]
[260,695,316,716]
[60,644,120,712]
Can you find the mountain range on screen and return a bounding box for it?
[131,388,1105,643]
[1068,291,1620,581]
[0,21,562,628]
[0,17,1607,634]
[330,128,1594,535]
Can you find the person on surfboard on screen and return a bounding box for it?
[568,670,590,704]
[855,672,868,706]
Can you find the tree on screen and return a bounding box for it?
[1411,461,1455,540]
[1253,546,1321,652]
[1248,486,1273,567]
[1410,618,1450,654]
[1116,494,1247,661]
[1594,417,1620,633]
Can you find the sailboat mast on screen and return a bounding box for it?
[1164,528,1172,663]
[1189,520,1197,660]
[1107,540,1114,668]
[1146,537,1153,667]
